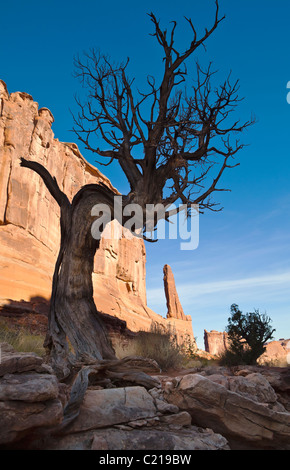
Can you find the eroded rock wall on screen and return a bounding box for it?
[0,80,194,342]
[204,330,230,356]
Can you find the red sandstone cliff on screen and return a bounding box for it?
[0,80,194,342]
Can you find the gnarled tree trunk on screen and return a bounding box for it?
[20,158,159,409]
[20,158,160,404]
[20,158,117,378]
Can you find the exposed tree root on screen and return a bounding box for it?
[57,356,161,431]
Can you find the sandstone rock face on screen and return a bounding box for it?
[0,80,194,343]
[258,339,290,366]
[204,329,230,356]
[163,264,187,321]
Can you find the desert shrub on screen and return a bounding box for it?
[113,338,140,360]
[132,322,185,371]
[219,348,245,366]
[180,334,198,359]
[0,321,45,356]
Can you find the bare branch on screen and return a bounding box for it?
[20,158,70,210]
[72,2,254,223]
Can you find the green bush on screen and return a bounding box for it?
[220,304,275,366]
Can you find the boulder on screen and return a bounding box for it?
[0,343,63,445]
[235,366,290,413]
[159,411,192,427]
[165,373,290,449]
[259,367,290,394]
[66,386,157,433]
[0,399,63,445]
[205,372,279,405]
[0,373,59,402]
[228,373,278,405]
[0,345,44,376]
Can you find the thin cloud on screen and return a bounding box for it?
[180,271,290,298]
[147,271,290,305]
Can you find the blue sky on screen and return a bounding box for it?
[1,0,290,349]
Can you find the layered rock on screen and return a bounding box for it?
[0,80,194,342]
[2,347,290,450]
[0,343,63,444]
[163,366,290,450]
[0,343,230,451]
[2,340,290,450]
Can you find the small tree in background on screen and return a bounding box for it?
[221,303,276,365]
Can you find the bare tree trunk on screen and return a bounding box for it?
[20,157,160,426]
[48,186,118,377]
[20,159,116,378]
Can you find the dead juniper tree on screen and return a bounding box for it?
[21,1,253,389]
